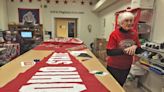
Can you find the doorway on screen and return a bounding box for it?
[55,18,77,38]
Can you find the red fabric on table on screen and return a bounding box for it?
[0,52,110,92]
[44,38,83,45]
[33,43,87,52]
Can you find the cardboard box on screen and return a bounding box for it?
[92,49,99,58]
[93,38,107,50]
[3,43,20,61]
[98,50,107,61]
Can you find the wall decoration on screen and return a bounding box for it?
[50,10,84,14]
[104,18,106,27]
[44,4,48,8]
[64,0,67,4]
[72,0,76,3]
[81,0,84,5]
[89,1,93,5]
[18,8,40,25]
[87,24,92,33]
[29,0,32,3]
[10,0,95,6]
[55,0,59,3]
[46,0,50,3]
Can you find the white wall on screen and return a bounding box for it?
[7,0,100,48]
[7,0,164,47]
[0,0,8,30]
[152,0,164,43]
[98,1,131,40]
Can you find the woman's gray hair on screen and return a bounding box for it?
[118,12,134,25]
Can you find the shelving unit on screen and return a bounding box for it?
[138,9,154,41]
[136,47,164,92]
[131,0,155,41]
[8,24,43,54]
[8,24,43,40]
[143,47,164,53]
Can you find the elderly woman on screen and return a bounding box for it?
[106,11,143,86]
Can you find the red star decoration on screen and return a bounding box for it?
[89,1,93,5]
[64,0,67,4]
[56,0,59,3]
[72,0,76,3]
[47,0,50,3]
[81,1,84,5]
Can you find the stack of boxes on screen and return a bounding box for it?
[92,38,107,62]
[0,48,7,66]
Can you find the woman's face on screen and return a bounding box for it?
[120,18,134,31]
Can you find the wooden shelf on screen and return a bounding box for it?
[8,24,43,40]
[8,24,43,54]
[142,47,164,53]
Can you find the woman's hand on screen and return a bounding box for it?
[124,45,137,55]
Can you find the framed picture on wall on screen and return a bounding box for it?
[18,8,40,25]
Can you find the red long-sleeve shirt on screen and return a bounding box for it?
[106,28,140,69]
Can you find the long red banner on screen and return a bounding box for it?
[0,52,110,92]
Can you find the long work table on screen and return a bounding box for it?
[0,38,125,92]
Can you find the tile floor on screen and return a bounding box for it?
[124,80,145,92]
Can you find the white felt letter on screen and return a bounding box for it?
[19,83,86,92]
[28,75,82,83]
[39,67,76,72]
